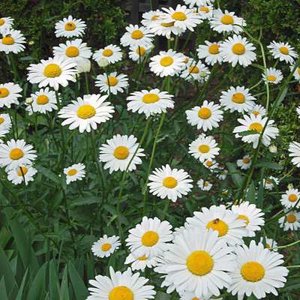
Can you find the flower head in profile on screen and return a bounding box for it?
[55,15,86,38]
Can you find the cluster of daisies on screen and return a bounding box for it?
[89,204,289,300]
[0,0,300,299]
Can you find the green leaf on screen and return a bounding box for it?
[15,269,29,300]
[226,163,244,188]
[26,263,47,300]
[0,247,17,292]
[246,182,256,204]
[49,260,60,300]
[59,266,70,300]
[68,262,88,300]
[155,291,171,300]
[255,161,283,170]
[0,277,9,300]
[36,165,61,184]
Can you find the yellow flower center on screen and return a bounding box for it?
[232,43,246,55]
[249,122,263,133]
[2,36,15,45]
[135,46,146,56]
[199,6,209,13]
[240,261,265,282]
[17,166,28,177]
[189,66,200,74]
[131,29,144,40]
[205,160,213,167]
[162,176,178,188]
[76,104,96,119]
[279,46,289,55]
[107,76,119,86]
[43,64,62,78]
[267,75,276,82]
[9,148,24,160]
[288,194,298,203]
[138,255,148,261]
[141,230,159,247]
[0,18,5,26]
[208,44,220,55]
[243,157,250,164]
[109,286,134,300]
[232,92,245,104]
[113,146,129,160]
[36,95,49,105]
[265,243,271,249]
[172,11,187,21]
[160,56,174,67]
[0,117,4,124]
[186,250,214,276]
[221,15,234,25]
[64,21,76,31]
[238,214,250,225]
[142,93,160,104]
[192,298,200,300]
[286,214,297,223]
[66,46,79,57]
[103,48,113,57]
[198,107,212,119]
[101,243,112,252]
[0,87,9,98]
[67,169,78,176]
[161,21,175,27]
[206,218,229,237]
[198,144,210,153]
[151,15,160,21]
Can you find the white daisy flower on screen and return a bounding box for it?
[159,227,235,298]
[197,41,223,65]
[126,216,173,257]
[0,82,22,108]
[203,159,219,170]
[183,0,214,8]
[127,89,174,118]
[6,164,37,186]
[53,39,92,67]
[0,113,12,138]
[59,94,114,133]
[220,35,256,67]
[237,154,251,170]
[162,4,202,32]
[186,101,223,131]
[280,188,300,209]
[197,178,212,191]
[228,241,288,299]
[263,176,279,191]
[233,114,279,148]
[268,41,298,64]
[148,164,193,202]
[141,9,163,27]
[220,86,256,113]
[87,267,156,300]
[99,134,145,174]
[120,24,153,47]
[216,168,228,181]
[0,139,37,171]
[262,68,283,84]
[128,43,153,62]
[197,4,214,20]
[291,65,300,81]
[27,56,77,91]
[149,49,186,77]
[26,88,57,115]
[0,29,25,54]
[210,9,245,34]
[180,291,220,300]
[95,72,129,95]
[0,17,14,34]
[148,15,185,38]
[91,234,120,258]
[288,141,300,167]
[55,15,86,38]
[249,104,266,117]
[186,205,248,245]
[181,60,210,82]
[279,211,300,231]
[93,44,122,65]
[64,163,85,184]
[260,237,278,250]
[125,253,159,271]
[189,134,220,163]
[231,201,265,237]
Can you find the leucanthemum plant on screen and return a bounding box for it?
[0,2,300,300]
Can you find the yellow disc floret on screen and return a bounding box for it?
[66,46,79,57]
[44,64,62,78]
[160,56,174,67]
[232,92,245,104]
[0,87,9,98]
[186,250,214,276]
[67,169,78,176]
[141,231,159,247]
[36,95,49,105]
[77,104,96,119]
[9,148,24,160]
[64,22,76,31]
[142,93,160,104]
[198,144,210,153]
[221,15,234,25]
[163,176,178,188]
[103,48,113,57]
[240,261,265,282]
[206,218,229,237]
[232,43,246,55]
[113,146,130,160]
[131,29,144,40]
[101,243,112,252]
[249,122,263,133]
[109,286,134,300]
[2,35,15,45]
[172,12,187,21]
[198,107,212,119]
